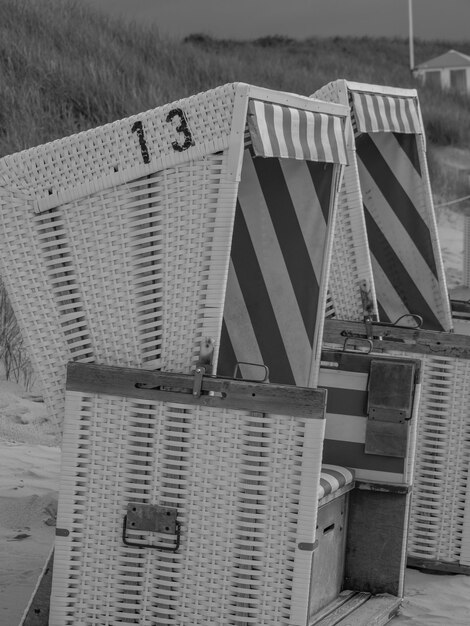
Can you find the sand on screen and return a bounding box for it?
[1,208,470,624]
[0,378,60,625]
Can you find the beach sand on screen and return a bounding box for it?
[0,377,60,625]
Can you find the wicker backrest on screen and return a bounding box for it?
[393,352,470,567]
[0,84,349,431]
[313,80,452,332]
[312,81,378,322]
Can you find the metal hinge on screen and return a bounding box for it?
[122,503,181,552]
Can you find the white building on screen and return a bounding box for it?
[413,49,470,95]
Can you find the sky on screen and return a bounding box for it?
[83,0,470,41]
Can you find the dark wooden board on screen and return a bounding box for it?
[66,361,326,419]
[331,594,400,625]
[310,591,378,626]
[320,349,421,375]
[324,318,470,359]
[407,556,470,576]
[344,489,410,597]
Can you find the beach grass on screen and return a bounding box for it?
[0,0,469,383]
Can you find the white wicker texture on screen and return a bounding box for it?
[51,390,325,626]
[327,163,378,320]
[395,353,470,565]
[0,151,237,431]
[414,131,453,330]
[0,84,237,213]
[312,81,344,107]
[313,80,454,332]
[311,84,378,322]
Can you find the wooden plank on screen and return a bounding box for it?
[356,481,410,495]
[308,495,349,617]
[66,362,326,419]
[344,489,409,596]
[324,318,470,359]
[365,420,408,458]
[309,590,357,624]
[407,556,470,575]
[310,591,371,626]
[334,594,401,626]
[318,481,356,507]
[20,550,53,626]
[367,360,415,418]
[320,350,421,375]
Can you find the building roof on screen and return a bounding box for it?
[416,49,470,70]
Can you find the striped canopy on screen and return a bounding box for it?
[247,99,348,164]
[351,91,422,135]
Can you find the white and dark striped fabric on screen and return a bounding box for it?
[356,131,448,330]
[217,148,336,386]
[350,91,421,135]
[451,299,470,322]
[247,99,348,164]
[318,465,355,501]
[319,352,417,485]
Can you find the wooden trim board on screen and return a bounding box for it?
[66,362,326,418]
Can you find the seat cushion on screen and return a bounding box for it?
[318,464,355,501]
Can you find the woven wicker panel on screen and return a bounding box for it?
[327,163,377,320]
[50,390,325,626]
[311,84,378,322]
[313,80,453,333]
[395,353,470,565]
[0,151,237,431]
[0,84,237,210]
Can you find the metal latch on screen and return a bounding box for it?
[365,359,415,458]
[122,503,180,552]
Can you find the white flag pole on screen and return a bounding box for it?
[409,0,415,72]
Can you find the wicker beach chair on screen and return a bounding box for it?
[1,83,353,625]
[0,83,348,431]
[313,80,452,331]
[313,80,470,575]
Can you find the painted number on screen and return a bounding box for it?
[131,120,150,164]
[166,108,195,152]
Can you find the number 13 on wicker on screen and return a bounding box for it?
[0,83,349,434]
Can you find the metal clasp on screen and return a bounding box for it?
[122,503,181,552]
[232,361,270,382]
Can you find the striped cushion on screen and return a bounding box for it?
[318,464,355,501]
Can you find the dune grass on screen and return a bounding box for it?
[0,278,33,388]
[0,0,469,155]
[0,0,469,384]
